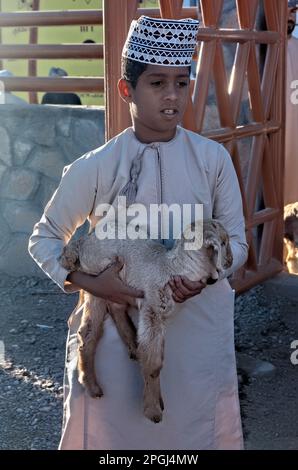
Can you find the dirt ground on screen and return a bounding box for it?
[0,273,297,450]
[235,276,298,450]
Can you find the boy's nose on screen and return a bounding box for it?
[163,83,178,101]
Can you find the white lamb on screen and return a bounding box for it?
[59,218,233,423]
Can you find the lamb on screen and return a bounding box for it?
[284,202,298,274]
[59,218,233,423]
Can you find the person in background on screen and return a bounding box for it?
[41,67,82,106]
[0,70,28,105]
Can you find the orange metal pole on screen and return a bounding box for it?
[28,0,39,104]
[103,0,138,141]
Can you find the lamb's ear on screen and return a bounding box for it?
[204,235,223,271]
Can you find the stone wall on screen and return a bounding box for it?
[0,104,105,277]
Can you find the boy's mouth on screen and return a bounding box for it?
[160,108,178,118]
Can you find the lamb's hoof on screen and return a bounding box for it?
[129,348,138,361]
[144,405,163,423]
[88,383,104,399]
[159,395,164,411]
[79,374,103,398]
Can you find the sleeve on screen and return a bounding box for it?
[28,152,99,293]
[212,145,248,280]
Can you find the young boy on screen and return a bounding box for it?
[28,16,248,450]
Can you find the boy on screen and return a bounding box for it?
[29,16,248,450]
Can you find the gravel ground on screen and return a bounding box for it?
[0,277,75,450]
[0,275,297,450]
[235,282,298,450]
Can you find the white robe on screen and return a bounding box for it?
[285,36,298,205]
[28,126,248,450]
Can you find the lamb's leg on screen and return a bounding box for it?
[78,293,107,398]
[108,303,138,360]
[137,303,165,423]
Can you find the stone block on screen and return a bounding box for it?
[23,111,56,147]
[0,126,12,166]
[2,201,42,233]
[0,162,8,183]
[57,135,83,164]
[72,119,103,156]
[14,140,34,166]
[27,148,65,181]
[0,233,42,277]
[56,112,72,137]
[37,176,59,209]
[0,214,11,251]
[0,168,40,200]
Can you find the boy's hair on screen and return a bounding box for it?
[121,57,148,89]
[121,57,191,89]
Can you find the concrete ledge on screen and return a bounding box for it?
[0,103,105,277]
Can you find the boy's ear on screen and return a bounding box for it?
[118,78,132,103]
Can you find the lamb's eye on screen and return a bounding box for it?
[221,240,225,247]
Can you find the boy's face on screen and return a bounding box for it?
[119,64,190,142]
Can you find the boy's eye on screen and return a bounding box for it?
[150,80,189,88]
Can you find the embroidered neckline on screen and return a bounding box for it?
[127,126,181,148]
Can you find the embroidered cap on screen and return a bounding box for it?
[122,15,200,67]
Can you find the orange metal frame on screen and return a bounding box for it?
[104,0,287,293]
[0,0,287,292]
[0,6,104,95]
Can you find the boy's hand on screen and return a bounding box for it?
[168,276,206,303]
[66,259,144,305]
[90,258,144,304]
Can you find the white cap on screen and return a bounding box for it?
[122,16,199,67]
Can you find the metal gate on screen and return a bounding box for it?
[104,0,287,293]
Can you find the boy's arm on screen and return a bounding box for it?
[169,144,248,302]
[213,145,248,280]
[28,152,98,293]
[29,153,144,301]
[66,265,143,303]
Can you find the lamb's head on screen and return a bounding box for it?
[203,220,233,279]
[58,239,80,272]
[181,219,232,280]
